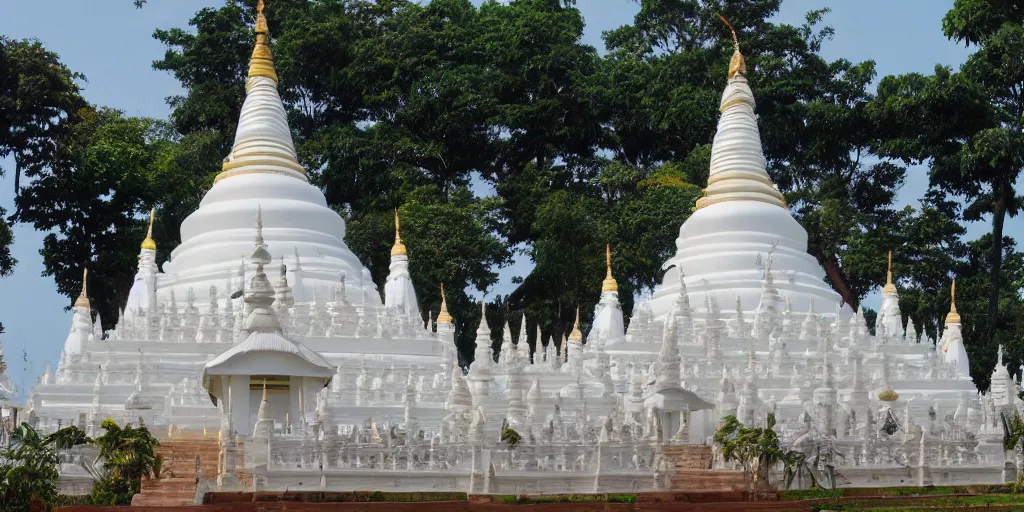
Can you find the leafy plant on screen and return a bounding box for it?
[0,422,89,512]
[1003,412,1024,452]
[88,419,160,506]
[714,414,785,498]
[499,419,522,448]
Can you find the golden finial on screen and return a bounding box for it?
[74,268,90,309]
[718,14,746,79]
[945,279,961,325]
[436,283,453,324]
[248,0,278,83]
[391,209,407,256]
[602,243,618,292]
[262,378,268,401]
[141,208,156,251]
[568,305,583,342]
[882,250,897,294]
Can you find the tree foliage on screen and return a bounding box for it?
[0,419,159,510]
[713,413,785,496]
[0,422,90,512]
[89,419,161,505]
[870,0,1024,384]
[13,108,185,324]
[0,36,87,332]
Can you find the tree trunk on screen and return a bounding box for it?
[987,182,1010,342]
[822,256,858,310]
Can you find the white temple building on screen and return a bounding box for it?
[15,6,1022,497]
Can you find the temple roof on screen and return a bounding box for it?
[203,331,334,376]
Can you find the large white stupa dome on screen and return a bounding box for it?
[153,9,378,306]
[648,47,842,319]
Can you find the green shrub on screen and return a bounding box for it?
[607,494,638,503]
[780,487,843,500]
[366,491,467,502]
[89,419,161,505]
[48,494,93,510]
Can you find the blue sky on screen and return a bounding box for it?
[0,0,993,399]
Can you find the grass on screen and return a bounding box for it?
[799,493,1024,511]
[494,493,639,504]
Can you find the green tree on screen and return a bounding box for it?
[13,108,182,324]
[936,0,1024,341]
[0,37,86,195]
[0,422,91,512]
[89,419,161,506]
[870,1,1024,365]
[0,37,87,332]
[0,423,59,512]
[713,413,785,498]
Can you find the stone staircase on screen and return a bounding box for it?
[662,445,747,492]
[131,436,221,506]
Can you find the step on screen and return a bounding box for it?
[143,478,197,492]
[130,492,195,507]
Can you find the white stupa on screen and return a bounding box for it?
[152,7,378,306]
[648,36,843,319]
[940,280,970,378]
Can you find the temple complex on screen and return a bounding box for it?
[11,4,1020,498]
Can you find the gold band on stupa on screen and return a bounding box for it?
[249,0,278,83]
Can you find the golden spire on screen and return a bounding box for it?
[945,279,961,325]
[568,305,583,341]
[883,250,897,294]
[436,283,453,324]
[141,208,156,251]
[391,209,407,256]
[248,0,279,83]
[74,268,90,309]
[718,14,746,79]
[602,243,618,292]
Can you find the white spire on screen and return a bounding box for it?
[383,210,419,317]
[216,1,306,185]
[241,210,281,334]
[594,244,626,345]
[516,315,531,364]
[695,21,785,211]
[469,300,493,380]
[655,307,681,391]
